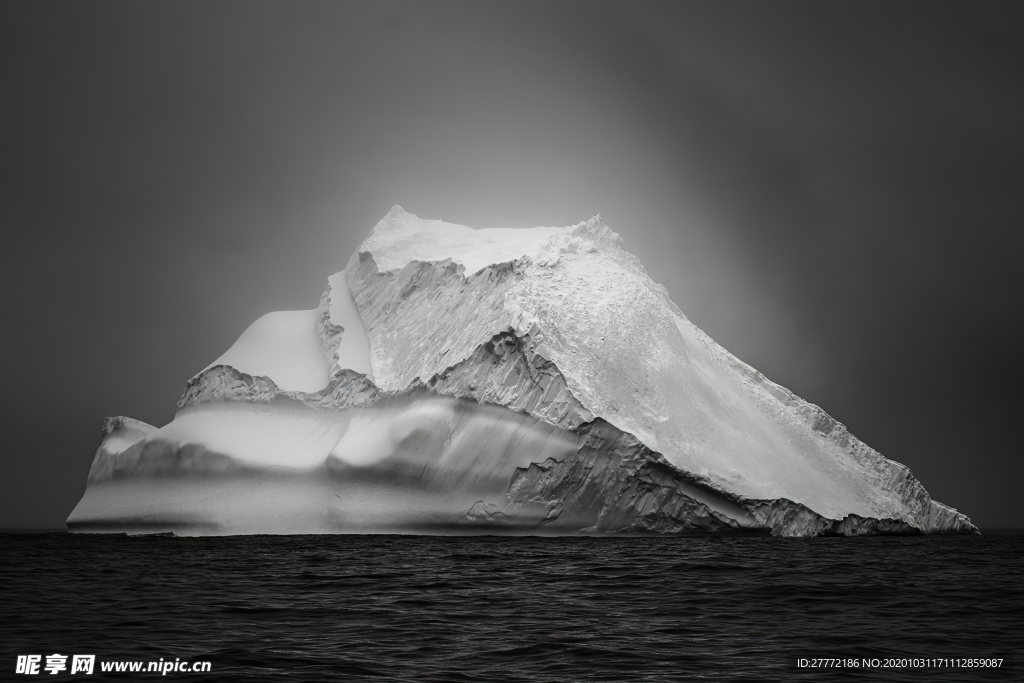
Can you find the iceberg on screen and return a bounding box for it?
[68,207,977,536]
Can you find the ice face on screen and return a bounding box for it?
[322,271,374,380]
[67,207,978,537]
[68,395,577,535]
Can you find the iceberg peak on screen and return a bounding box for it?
[360,208,570,275]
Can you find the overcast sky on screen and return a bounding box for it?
[2,0,1022,528]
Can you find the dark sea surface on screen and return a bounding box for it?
[1,531,1021,682]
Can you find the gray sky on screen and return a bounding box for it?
[2,0,1022,528]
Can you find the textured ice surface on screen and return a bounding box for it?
[68,206,977,536]
[70,396,576,534]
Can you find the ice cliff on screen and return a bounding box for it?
[68,206,977,537]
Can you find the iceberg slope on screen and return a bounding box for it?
[67,206,976,537]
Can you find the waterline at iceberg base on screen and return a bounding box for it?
[68,207,977,537]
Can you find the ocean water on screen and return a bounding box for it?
[1,531,1020,682]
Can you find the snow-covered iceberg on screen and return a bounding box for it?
[68,207,977,537]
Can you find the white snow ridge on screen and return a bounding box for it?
[68,206,977,537]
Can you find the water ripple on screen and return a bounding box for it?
[1,532,1020,681]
